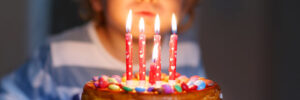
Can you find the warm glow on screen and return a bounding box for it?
[152,44,158,62]
[155,14,160,34]
[139,17,145,33]
[126,10,132,33]
[172,13,177,33]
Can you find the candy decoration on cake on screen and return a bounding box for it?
[162,84,174,94]
[181,82,189,91]
[147,86,155,92]
[174,84,182,92]
[111,75,121,83]
[89,73,216,94]
[123,86,133,92]
[108,84,121,91]
[135,87,146,93]
[99,75,109,88]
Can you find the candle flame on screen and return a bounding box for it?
[139,17,145,33]
[126,10,133,33]
[172,13,177,34]
[152,44,158,62]
[155,14,160,34]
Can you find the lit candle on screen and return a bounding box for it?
[125,10,133,85]
[139,17,146,86]
[169,13,178,85]
[149,44,159,85]
[154,14,162,86]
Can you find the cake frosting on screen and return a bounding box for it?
[81,73,221,100]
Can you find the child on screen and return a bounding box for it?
[0,0,204,99]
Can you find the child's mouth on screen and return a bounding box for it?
[135,11,156,17]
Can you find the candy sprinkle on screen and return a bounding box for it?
[94,81,100,88]
[189,85,198,91]
[123,86,133,92]
[147,87,155,92]
[181,83,189,91]
[108,84,120,91]
[162,84,174,94]
[107,78,118,84]
[112,75,121,83]
[194,80,203,86]
[135,87,146,93]
[196,81,206,90]
[174,84,182,93]
[99,78,109,88]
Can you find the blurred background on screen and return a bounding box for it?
[0,0,299,100]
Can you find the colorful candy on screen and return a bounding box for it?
[123,86,133,92]
[112,75,121,83]
[99,77,109,88]
[94,81,100,88]
[107,78,118,84]
[189,85,198,91]
[117,83,123,89]
[147,87,155,92]
[135,87,146,93]
[181,83,189,91]
[122,76,126,82]
[194,80,206,90]
[91,73,212,94]
[197,82,206,90]
[161,73,169,82]
[108,84,120,91]
[186,81,194,86]
[176,76,189,83]
[174,84,182,92]
[162,84,174,94]
[194,80,203,85]
[199,78,214,86]
[101,75,109,80]
[187,76,199,86]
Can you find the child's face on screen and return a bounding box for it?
[101,0,184,38]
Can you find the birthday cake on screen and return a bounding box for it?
[82,11,221,100]
[81,73,221,100]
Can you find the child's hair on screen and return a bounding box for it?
[77,0,201,31]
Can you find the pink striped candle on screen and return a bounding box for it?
[125,10,133,85]
[169,14,178,83]
[138,18,146,85]
[154,14,161,82]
